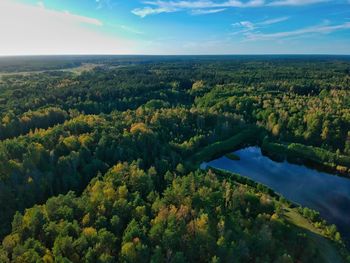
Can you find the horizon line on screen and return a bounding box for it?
[1,53,350,57]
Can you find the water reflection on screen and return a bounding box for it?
[205,146,350,243]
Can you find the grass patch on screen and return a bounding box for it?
[284,207,345,263]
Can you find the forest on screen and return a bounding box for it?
[0,55,349,262]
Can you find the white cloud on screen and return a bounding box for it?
[132,7,177,17]
[231,16,289,35]
[268,0,328,6]
[144,0,265,8]
[0,0,133,55]
[191,8,226,15]
[144,0,221,9]
[132,0,265,17]
[245,22,350,40]
[60,11,104,26]
[132,0,326,17]
[234,21,256,29]
[259,16,289,25]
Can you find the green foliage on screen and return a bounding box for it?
[189,126,259,165]
[0,56,349,261]
[0,165,332,262]
[261,139,350,174]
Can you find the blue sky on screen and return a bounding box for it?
[0,0,349,55]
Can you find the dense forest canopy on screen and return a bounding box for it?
[0,55,349,262]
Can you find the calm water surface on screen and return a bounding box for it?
[204,146,350,243]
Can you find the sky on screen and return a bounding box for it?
[0,0,349,55]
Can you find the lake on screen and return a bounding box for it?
[202,146,350,244]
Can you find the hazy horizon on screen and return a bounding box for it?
[1,0,350,56]
[1,54,350,58]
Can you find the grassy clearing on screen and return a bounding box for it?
[284,207,344,263]
[0,63,99,79]
[61,63,100,74]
